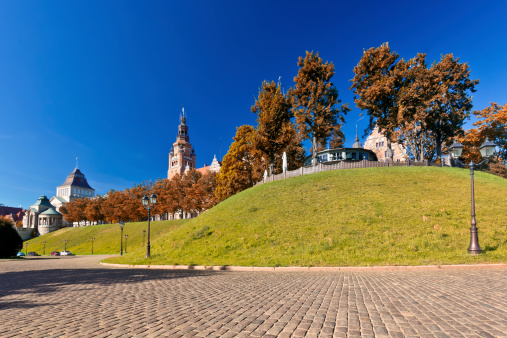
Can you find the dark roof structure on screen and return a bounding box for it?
[33,195,54,208]
[60,168,93,189]
[40,208,62,216]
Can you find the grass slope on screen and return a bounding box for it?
[21,220,189,256]
[101,166,507,267]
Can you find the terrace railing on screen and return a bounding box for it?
[256,159,451,186]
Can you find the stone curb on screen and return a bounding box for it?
[99,262,507,271]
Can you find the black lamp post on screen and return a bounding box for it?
[91,238,95,255]
[142,230,146,246]
[449,137,497,254]
[142,193,157,258]
[43,241,46,255]
[64,240,68,251]
[124,234,129,253]
[119,221,125,255]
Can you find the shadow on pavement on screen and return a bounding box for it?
[0,267,217,310]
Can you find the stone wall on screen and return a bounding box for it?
[15,227,33,241]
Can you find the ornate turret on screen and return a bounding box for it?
[177,110,189,142]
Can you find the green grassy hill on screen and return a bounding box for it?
[26,167,506,266]
[22,219,189,256]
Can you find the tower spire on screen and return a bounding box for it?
[352,125,363,149]
[76,157,79,169]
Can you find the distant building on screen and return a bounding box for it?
[363,126,407,162]
[50,165,95,213]
[21,195,63,239]
[167,109,221,180]
[196,155,222,176]
[303,129,378,166]
[0,206,25,224]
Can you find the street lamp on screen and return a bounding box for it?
[25,243,28,255]
[91,238,95,255]
[124,234,129,253]
[64,240,68,251]
[43,241,46,255]
[449,137,497,254]
[142,193,157,258]
[118,221,125,256]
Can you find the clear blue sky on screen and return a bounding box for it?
[1,1,506,209]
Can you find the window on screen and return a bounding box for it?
[359,153,364,160]
[382,141,385,147]
[352,152,357,160]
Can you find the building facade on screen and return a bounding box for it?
[21,195,63,239]
[363,126,407,162]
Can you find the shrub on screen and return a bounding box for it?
[486,159,507,179]
[0,217,23,257]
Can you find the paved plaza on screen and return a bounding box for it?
[0,256,506,337]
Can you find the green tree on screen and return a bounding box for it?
[0,217,23,257]
[289,51,348,165]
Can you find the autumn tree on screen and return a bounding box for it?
[289,51,348,165]
[472,102,507,160]
[84,195,106,224]
[395,53,436,161]
[153,178,177,217]
[101,190,129,223]
[196,171,218,211]
[458,103,507,177]
[252,80,304,174]
[215,125,265,201]
[422,54,479,161]
[180,169,203,217]
[126,182,153,221]
[63,198,90,224]
[350,43,404,162]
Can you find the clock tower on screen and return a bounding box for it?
[167,110,197,179]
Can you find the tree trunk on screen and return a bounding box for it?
[386,137,394,162]
[312,136,317,166]
[435,137,442,162]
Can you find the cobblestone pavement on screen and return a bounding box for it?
[0,256,506,337]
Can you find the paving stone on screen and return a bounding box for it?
[0,256,505,337]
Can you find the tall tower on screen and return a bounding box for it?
[167,110,197,179]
